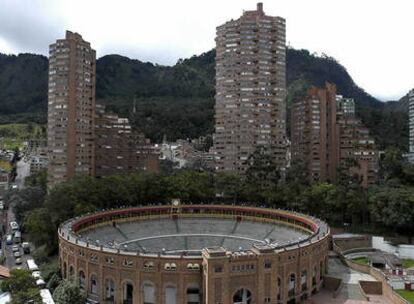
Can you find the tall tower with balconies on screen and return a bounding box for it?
[47,31,96,186]
[213,3,287,173]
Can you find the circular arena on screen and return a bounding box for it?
[58,204,330,304]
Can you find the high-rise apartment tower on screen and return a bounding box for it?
[409,89,414,159]
[291,83,378,186]
[213,3,287,172]
[47,31,96,186]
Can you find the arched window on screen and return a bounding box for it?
[277,277,282,301]
[165,286,177,304]
[233,288,252,304]
[301,270,307,292]
[105,278,115,302]
[143,282,154,304]
[288,273,295,297]
[320,260,324,278]
[124,281,134,304]
[90,274,98,294]
[62,262,67,279]
[79,271,86,289]
[187,286,200,304]
[68,265,74,281]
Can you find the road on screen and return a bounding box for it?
[3,159,32,270]
[15,159,30,188]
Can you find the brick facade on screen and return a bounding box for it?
[213,3,287,173]
[59,205,330,304]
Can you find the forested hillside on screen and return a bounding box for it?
[0,48,408,148]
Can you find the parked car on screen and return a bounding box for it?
[27,259,39,272]
[22,242,30,254]
[6,235,12,245]
[36,279,45,288]
[13,251,21,258]
[15,258,22,265]
[12,245,19,252]
[13,231,21,243]
[32,271,42,279]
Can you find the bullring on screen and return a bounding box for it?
[58,204,330,304]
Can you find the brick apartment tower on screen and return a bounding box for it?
[47,31,96,186]
[291,83,378,186]
[213,3,287,173]
[408,89,414,162]
[291,83,339,183]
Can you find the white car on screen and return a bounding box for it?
[32,271,42,279]
[12,245,19,252]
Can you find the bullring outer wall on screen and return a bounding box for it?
[58,205,330,304]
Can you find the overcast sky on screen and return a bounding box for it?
[0,0,412,101]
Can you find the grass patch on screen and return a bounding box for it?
[352,257,369,265]
[403,259,414,269]
[396,290,414,303]
[0,123,45,150]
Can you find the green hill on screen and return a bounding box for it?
[0,48,408,148]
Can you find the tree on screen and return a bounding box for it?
[215,171,243,203]
[23,208,57,252]
[1,269,42,304]
[300,183,338,221]
[368,186,414,234]
[53,280,87,304]
[244,146,281,203]
[380,147,404,182]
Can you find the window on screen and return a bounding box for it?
[233,288,252,304]
[214,265,223,273]
[187,287,200,304]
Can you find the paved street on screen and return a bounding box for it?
[3,159,33,270]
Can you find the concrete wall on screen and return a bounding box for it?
[359,281,382,295]
[334,242,409,304]
[323,276,341,292]
[333,235,372,251]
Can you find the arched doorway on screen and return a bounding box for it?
[288,273,295,298]
[105,278,115,303]
[233,288,252,304]
[68,265,74,281]
[165,286,177,304]
[143,282,155,304]
[62,262,67,279]
[79,270,86,290]
[301,270,307,292]
[123,281,134,304]
[90,274,98,295]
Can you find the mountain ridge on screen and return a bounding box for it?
[0,48,408,149]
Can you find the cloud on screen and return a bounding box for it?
[0,0,66,54]
[0,0,412,100]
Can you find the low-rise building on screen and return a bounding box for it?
[30,155,49,174]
